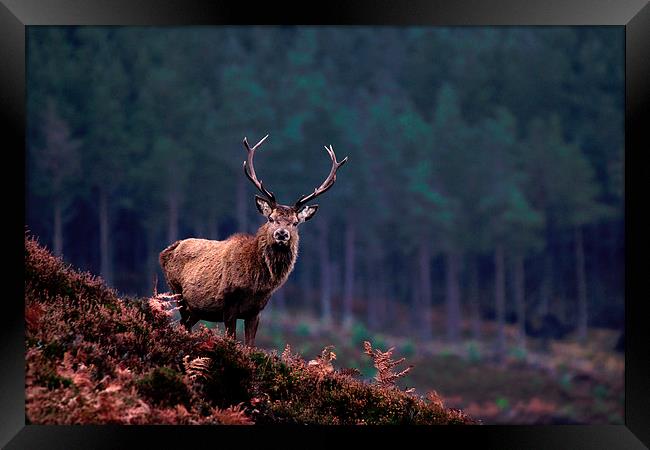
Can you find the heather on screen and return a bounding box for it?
[25,234,474,425]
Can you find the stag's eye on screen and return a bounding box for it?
[268,217,275,223]
[292,221,298,226]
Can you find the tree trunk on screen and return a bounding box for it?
[193,218,205,239]
[445,250,462,343]
[494,244,506,361]
[146,230,157,295]
[272,284,286,316]
[575,226,588,341]
[417,241,433,341]
[208,209,219,240]
[540,251,553,318]
[378,268,388,329]
[366,246,382,330]
[366,270,378,330]
[236,175,248,233]
[99,188,112,285]
[366,241,381,330]
[343,221,356,329]
[331,261,341,304]
[469,255,481,341]
[167,189,179,243]
[384,282,396,334]
[299,252,312,312]
[53,198,63,256]
[411,266,420,334]
[513,254,526,349]
[318,219,332,326]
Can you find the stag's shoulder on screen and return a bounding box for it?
[161,235,255,263]
[181,236,257,254]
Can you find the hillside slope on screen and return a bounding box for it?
[25,234,474,425]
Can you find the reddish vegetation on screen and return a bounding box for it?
[25,234,475,425]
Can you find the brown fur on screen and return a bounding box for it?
[159,207,303,346]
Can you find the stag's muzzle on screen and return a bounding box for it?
[273,228,290,243]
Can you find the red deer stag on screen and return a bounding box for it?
[159,135,347,346]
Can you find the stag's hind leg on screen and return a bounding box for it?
[224,309,237,341]
[244,315,260,347]
[180,310,200,331]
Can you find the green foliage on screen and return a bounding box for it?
[372,335,388,352]
[294,322,312,338]
[37,367,73,391]
[400,340,416,358]
[299,342,313,356]
[608,412,624,424]
[350,322,372,347]
[136,367,191,407]
[509,346,528,362]
[560,404,577,420]
[199,320,217,330]
[202,337,255,408]
[359,362,377,380]
[466,342,482,364]
[559,373,573,392]
[41,340,66,360]
[236,320,245,335]
[593,384,609,400]
[495,396,510,411]
[271,333,286,352]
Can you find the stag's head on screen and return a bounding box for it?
[243,135,348,247]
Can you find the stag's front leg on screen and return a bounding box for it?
[244,315,260,347]
[181,314,199,332]
[178,301,199,331]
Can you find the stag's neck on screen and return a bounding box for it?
[255,228,299,287]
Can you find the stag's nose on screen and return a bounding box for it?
[273,228,290,242]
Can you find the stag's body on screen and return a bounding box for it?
[160,226,298,344]
[159,135,347,347]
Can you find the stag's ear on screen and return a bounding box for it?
[297,205,319,223]
[255,195,274,216]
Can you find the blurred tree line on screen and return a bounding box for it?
[26,27,624,353]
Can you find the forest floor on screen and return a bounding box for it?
[248,310,624,425]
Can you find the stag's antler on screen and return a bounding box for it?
[243,134,276,204]
[294,145,348,209]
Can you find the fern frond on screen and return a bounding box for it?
[183,355,212,382]
[363,341,414,387]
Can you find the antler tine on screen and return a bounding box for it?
[242,134,276,203]
[294,144,348,209]
[244,134,269,152]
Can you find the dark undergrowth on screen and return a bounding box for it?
[25,233,475,425]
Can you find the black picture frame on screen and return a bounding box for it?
[3,0,649,448]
